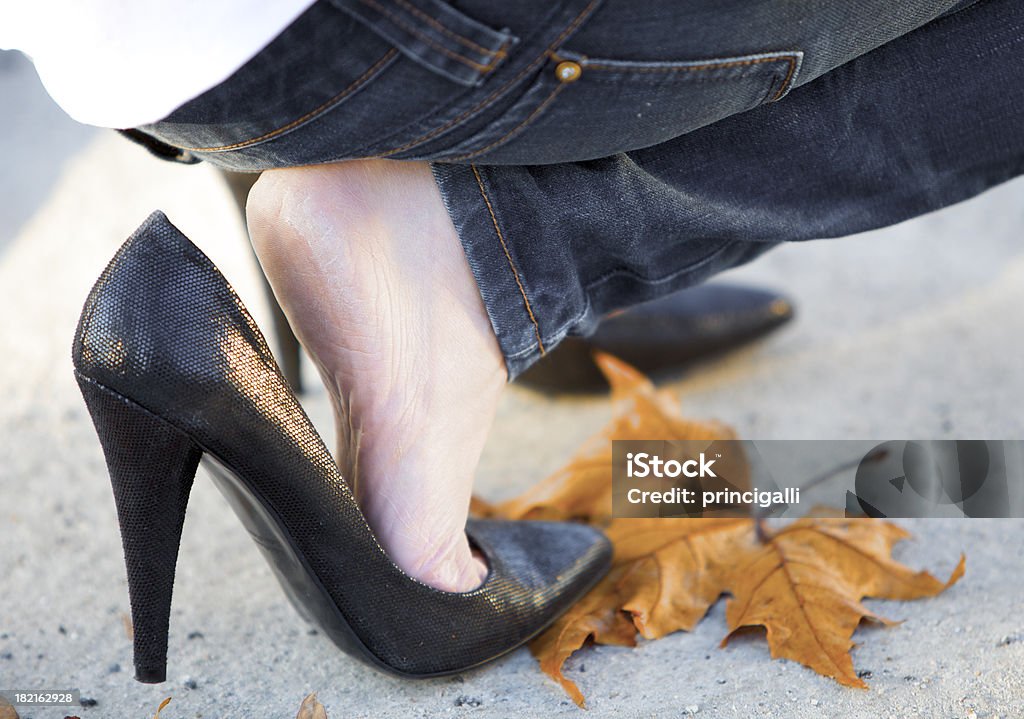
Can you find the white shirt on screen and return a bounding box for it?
[1,0,318,128]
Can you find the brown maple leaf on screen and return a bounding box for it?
[614,518,751,639]
[529,565,639,707]
[487,352,964,706]
[723,519,965,688]
[527,516,755,706]
[493,354,738,523]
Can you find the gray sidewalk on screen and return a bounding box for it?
[1,73,1023,717]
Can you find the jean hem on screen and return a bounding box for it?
[430,162,549,380]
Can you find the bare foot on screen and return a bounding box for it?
[246,160,505,592]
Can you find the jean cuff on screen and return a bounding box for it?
[430,163,556,380]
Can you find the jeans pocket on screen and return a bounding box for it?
[439,46,803,164]
[331,0,518,86]
[141,0,519,168]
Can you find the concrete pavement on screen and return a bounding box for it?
[1,70,1022,718]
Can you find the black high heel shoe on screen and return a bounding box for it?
[73,211,611,684]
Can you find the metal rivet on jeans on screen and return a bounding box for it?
[555,61,582,83]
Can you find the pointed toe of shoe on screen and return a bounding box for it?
[590,282,795,368]
[516,282,795,393]
[467,518,612,615]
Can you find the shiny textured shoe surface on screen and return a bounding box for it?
[517,283,795,393]
[73,211,612,681]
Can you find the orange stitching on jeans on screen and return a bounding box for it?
[379,0,601,158]
[450,81,566,161]
[584,55,784,73]
[771,55,799,101]
[471,165,546,355]
[389,0,508,58]
[357,0,500,73]
[585,53,800,101]
[182,49,398,153]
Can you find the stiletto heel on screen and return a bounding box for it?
[72,211,611,682]
[76,375,202,683]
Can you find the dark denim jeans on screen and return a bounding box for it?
[130,0,1024,378]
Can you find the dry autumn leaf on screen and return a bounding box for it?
[529,565,638,707]
[0,695,18,719]
[614,518,751,639]
[295,693,328,719]
[483,352,965,707]
[723,519,965,689]
[493,354,739,523]
[152,697,171,719]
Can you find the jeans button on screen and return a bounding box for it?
[555,61,582,83]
